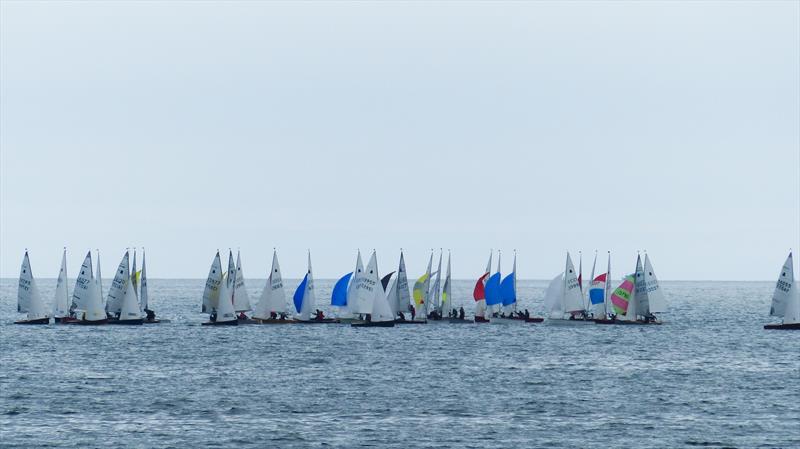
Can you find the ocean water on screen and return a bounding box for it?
[0,278,798,448]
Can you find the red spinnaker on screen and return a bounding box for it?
[473,272,489,301]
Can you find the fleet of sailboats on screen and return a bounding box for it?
[13,246,797,331]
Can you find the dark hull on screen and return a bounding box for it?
[76,319,109,325]
[201,320,238,326]
[108,319,144,325]
[447,318,473,324]
[14,317,50,325]
[351,321,396,328]
[54,317,78,324]
[143,319,170,324]
[595,319,661,325]
[395,319,427,324]
[237,318,259,325]
[764,323,800,330]
[297,318,340,324]
[525,317,544,323]
[254,319,297,324]
[474,316,491,323]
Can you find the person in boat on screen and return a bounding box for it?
[524,309,530,319]
[238,312,247,320]
[145,309,156,322]
[459,307,465,320]
[314,309,325,321]
[365,313,372,322]
[279,312,287,321]
[397,311,405,321]
[209,311,217,322]
[409,305,416,320]
[270,311,278,319]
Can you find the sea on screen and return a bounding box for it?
[0,278,798,448]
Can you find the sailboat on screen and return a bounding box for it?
[765,252,800,330]
[15,251,50,324]
[253,250,293,323]
[295,251,337,323]
[233,251,256,323]
[411,251,434,323]
[473,251,492,323]
[544,252,592,324]
[428,250,444,320]
[139,248,166,323]
[72,251,108,325]
[109,258,144,325]
[52,248,72,323]
[352,250,396,327]
[484,251,503,319]
[105,251,131,321]
[385,250,414,323]
[590,251,613,323]
[203,250,238,325]
[599,253,665,325]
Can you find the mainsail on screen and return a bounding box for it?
[119,268,142,321]
[293,251,316,321]
[500,251,517,312]
[387,250,411,316]
[769,252,794,318]
[52,248,70,319]
[201,252,222,313]
[365,251,394,322]
[214,251,237,323]
[430,251,443,314]
[643,254,666,314]
[253,250,288,319]
[106,251,130,315]
[71,252,94,312]
[633,255,650,316]
[442,251,452,314]
[140,249,150,312]
[17,251,48,320]
[233,251,252,312]
[562,252,584,314]
[473,251,492,318]
[348,251,370,314]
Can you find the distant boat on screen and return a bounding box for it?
[411,251,434,323]
[343,250,370,320]
[351,250,396,327]
[598,253,664,325]
[765,252,800,330]
[484,251,503,319]
[52,248,72,323]
[15,251,50,324]
[109,260,144,325]
[201,251,222,315]
[428,250,443,320]
[139,249,167,323]
[233,250,254,322]
[588,252,611,321]
[545,252,591,324]
[203,251,238,325]
[253,250,293,323]
[385,250,411,321]
[72,251,108,325]
[105,251,131,319]
[295,251,336,323]
[473,251,492,323]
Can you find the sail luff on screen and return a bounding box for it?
[53,249,69,318]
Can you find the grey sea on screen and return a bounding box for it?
[0,278,798,448]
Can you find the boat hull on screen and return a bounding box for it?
[254,318,298,324]
[75,319,109,325]
[201,320,238,326]
[594,319,662,325]
[14,317,50,325]
[474,316,490,323]
[351,321,396,328]
[54,317,78,324]
[297,318,340,324]
[237,318,259,325]
[143,319,170,324]
[546,318,595,325]
[108,319,144,325]
[395,319,427,324]
[525,317,544,323]
[447,318,473,324]
[764,322,800,330]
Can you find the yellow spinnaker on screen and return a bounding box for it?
[412,273,429,306]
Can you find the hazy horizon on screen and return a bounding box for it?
[2,1,798,280]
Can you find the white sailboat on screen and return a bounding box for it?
[105,251,130,319]
[111,266,144,325]
[253,249,291,323]
[72,251,108,324]
[15,251,50,324]
[545,252,591,324]
[294,251,332,323]
[201,251,223,315]
[52,248,71,323]
[233,250,253,319]
[203,251,238,325]
[386,250,412,320]
[352,250,396,327]
[765,252,800,330]
[139,248,164,323]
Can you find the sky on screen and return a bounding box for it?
[1,1,798,280]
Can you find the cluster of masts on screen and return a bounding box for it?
[13,249,799,330]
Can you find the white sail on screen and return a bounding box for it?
[253,250,287,318]
[562,253,584,313]
[71,252,94,312]
[215,251,237,323]
[545,273,565,318]
[414,251,433,318]
[770,252,794,317]
[81,254,106,322]
[431,251,443,313]
[386,275,399,315]
[782,281,800,324]
[296,252,316,321]
[442,252,452,314]
[53,249,70,318]
[96,251,104,306]
[106,251,130,315]
[202,252,223,313]
[18,251,48,320]
[366,251,394,322]
[643,254,666,313]
[119,273,142,321]
[396,251,410,314]
[131,248,139,296]
[349,250,371,314]
[233,251,252,312]
[140,249,149,311]
[633,254,650,316]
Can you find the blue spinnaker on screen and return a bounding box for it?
[485,273,502,306]
[331,272,353,307]
[293,274,309,313]
[500,273,516,306]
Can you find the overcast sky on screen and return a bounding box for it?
[1,1,798,280]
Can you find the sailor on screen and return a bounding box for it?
[410,305,416,320]
[365,313,372,322]
[279,312,287,321]
[397,311,405,321]
[209,311,217,322]
[145,309,156,322]
[270,311,277,319]
[238,312,247,321]
[458,307,465,320]
[524,309,530,319]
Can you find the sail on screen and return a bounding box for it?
[253,250,288,319]
[563,253,584,313]
[353,251,382,316]
[643,254,666,313]
[413,252,433,316]
[442,253,452,312]
[140,249,149,311]
[71,252,94,312]
[215,251,237,323]
[783,281,800,324]
[610,275,635,316]
[119,273,141,320]
[83,255,106,322]
[633,255,650,315]
[17,251,48,320]
[485,273,501,306]
[201,252,223,313]
[381,272,395,291]
[544,273,565,317]
[233,251,252,312]
[396,251,411,314]
[431,251,443,313]
[348,251,370,314]
[366,251,394,322]
[293,252,316,321]
[53,249,69,318]
[331,272,353,307]
[131,249,138,296]
[769,252,794,317]
[500,252,517,307]
[589,273,607,317]
[106,251,130,315]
